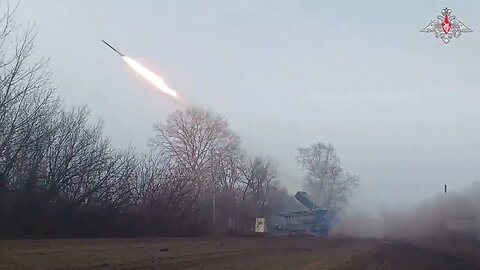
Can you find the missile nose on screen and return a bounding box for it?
[101,39,124,57]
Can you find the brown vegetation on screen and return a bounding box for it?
[0,7,292,238]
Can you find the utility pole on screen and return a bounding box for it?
[213,193,216,224]
[212,151,219,231]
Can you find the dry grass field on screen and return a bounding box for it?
[1,237,479,269]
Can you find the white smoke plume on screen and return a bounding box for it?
[333,181,480,240]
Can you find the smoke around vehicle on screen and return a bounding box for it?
[333,181,480,240]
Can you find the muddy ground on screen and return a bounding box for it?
[1,237,479,269]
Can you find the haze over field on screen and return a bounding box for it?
[15,0,480,214]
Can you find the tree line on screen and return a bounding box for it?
[0,8,358,238]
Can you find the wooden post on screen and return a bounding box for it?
[213,193,216,224]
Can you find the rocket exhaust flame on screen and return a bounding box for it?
[121,56,178,98]
[102,40,178,98]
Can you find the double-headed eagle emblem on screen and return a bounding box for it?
[421,7,472,44]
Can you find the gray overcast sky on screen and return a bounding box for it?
[15,0,480,212]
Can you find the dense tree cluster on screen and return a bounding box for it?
[0,9,293,237]
[0,8,359,238]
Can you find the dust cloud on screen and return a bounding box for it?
[333,181,480,240]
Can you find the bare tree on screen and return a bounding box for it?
[296,143,359,211]
[0,2,292,236]
[132,152,170,211]
[148,108,285,234]
[0,3,55,193]
[209,140,244,193]
[241,156,276,214]
[149,107,241,196]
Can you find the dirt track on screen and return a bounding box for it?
[1,237,479,269]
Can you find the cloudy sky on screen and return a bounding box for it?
[15,0,480,212]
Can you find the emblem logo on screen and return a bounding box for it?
[421,7,472,44]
